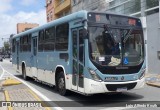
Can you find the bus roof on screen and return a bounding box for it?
[88,11,140,19]
[13,10,140,39]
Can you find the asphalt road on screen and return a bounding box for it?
[1,59,160,110]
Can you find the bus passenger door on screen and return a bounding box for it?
[31,36,38,78]
[72,28,84,93]
[16,41,20,70]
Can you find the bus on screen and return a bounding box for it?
[12,11,146,96]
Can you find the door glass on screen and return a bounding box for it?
[72,30,78,86]
[72,60,78,86]
[73,30,77,58]
[78,29,84,88]
[79,64,84,88]
[72,29,84,88]
[79,29,84,63]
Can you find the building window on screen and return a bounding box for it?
[60,0,64,4]
[146,0,159,9]
[72,0,81,5]
[50,11,53,20]
[25,28,31,31]
[107,0,141,15]
[55,23,69,51]
[47,14,50,21]
[146,0,159,15]
[47,0,52,5]
[73,0,76,5]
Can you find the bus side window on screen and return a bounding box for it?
[12,39,16,53]
[44,26,55,51]
[38,30,44,52]
[55,23,69,51]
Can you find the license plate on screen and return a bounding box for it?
[116,87,127,92]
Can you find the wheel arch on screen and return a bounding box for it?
[55,65,66,85]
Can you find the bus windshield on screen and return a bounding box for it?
[89,26,144,66]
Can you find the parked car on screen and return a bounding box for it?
[10,57,12,62]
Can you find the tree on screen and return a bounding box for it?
[3,41,11,56]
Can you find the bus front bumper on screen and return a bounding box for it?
[84,77,145,94]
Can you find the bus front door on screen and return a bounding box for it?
[72,28,84,93]
[31,37,38,78]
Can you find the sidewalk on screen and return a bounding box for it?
[145,73,160,88]
[0,69,52,110]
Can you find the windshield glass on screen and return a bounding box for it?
[89,26,144,66]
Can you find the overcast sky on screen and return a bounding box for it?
[0,0,46,47]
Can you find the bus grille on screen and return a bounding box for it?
[106,82,137,91]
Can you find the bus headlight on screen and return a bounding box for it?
[139,68,146,79]
[88,68,102,82]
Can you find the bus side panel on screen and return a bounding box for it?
[19,52,32,77]
[36,51,70,86]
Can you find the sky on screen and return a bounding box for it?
[0,0,47,47]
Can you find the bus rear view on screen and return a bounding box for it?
[84,12,145,94]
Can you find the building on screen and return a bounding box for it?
[45,0,71,22]
[17,23,39,34]
[72,0,107,13]
[46,0,55,22]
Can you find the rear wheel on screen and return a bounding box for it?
[22,66,29,80]
[57,72,69,96]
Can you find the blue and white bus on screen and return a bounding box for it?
[12,11,145,95]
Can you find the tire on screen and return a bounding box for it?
[22,66,29,80]
[57,71,69,96]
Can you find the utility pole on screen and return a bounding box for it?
[141,0,148,73]
[159,0,160,24]
[141,0,146,17]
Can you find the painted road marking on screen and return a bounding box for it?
[28,89,51,110]
[4,90,13,110]
[99,107,133,110]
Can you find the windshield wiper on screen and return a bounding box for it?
[123,29,132,43]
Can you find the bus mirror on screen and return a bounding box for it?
[83,29,88,39]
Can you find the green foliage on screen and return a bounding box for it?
[4,41,10,51]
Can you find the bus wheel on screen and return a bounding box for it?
[22,66,28,80]
[57,72,68,96]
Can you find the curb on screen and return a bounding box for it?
[3,78,22,86]
[146,82,160,88]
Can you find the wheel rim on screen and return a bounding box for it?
[58,78,65,94]
[23,69,26,79]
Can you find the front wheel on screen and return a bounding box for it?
[57,72,69,96]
